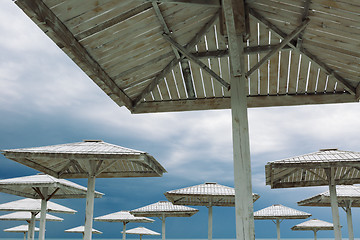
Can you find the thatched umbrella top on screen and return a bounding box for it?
[123,227,160,236]
[4,225,39,233]
[291,219,335,231]
[65,226,102,234]
[254,204,311,220]
[95,210,154,223]
[131,201,198,218]
[0,212,63,222]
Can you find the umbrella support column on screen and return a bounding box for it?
[122,222,127,240]
[276,219,281,240]
[39,187,48,240]
[326,168,342,240]
[208,206,213,240]
[24,232,27,240]
[313,230,317,240]
[161,215,166,240]
[84,174,96,240]
[344,200,354,240]
[222,1,254,240]
[28,212,36,240]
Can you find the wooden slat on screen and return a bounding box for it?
[157,77,171,101]
[197,36,214,98]
[306,63,318,93]
[297,56,309,94]
[258,23,269,95]
[287,51,300,94]
[268,34,280,94]
[317,69,327,92]
[278,50,290,94]
[248,17,259,95]
[172,64,187,99]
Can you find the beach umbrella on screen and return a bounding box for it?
[0,173,103,240]
[291,219,335,240]
[123,227,160,240]
[254,204,311,240]
[298,185,360,240]
[94,210,154,240]
[165,182,260,240]
[131,201,198,240]
[0,211,63,237]
[2,140,166,240]
[10,1,360,240]
[4,224,39,240]
[265,149,360,240]
[0,198,76,240]
[65,225,102,236]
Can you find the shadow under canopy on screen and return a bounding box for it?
[10,1,360,240]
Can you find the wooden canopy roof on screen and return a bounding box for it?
[291,219,335,231]
[2,140,166,179]
[123,227,160,236]
[131,201,198,217]
[0,212,63,222]
[94,210,154,223]
[164,182,260,207]
[265,149,360,189]
[4,225,40,233]
[0,174,103,199]
[13,0,360,114]
[298,185,360,207]
[65,226,102,234]
[254,204,311,220]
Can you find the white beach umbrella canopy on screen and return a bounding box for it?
[0,173,103,240]
[4,224,39,240]
[254,204,311,240]
[165,182,260,240]
[297,185,360,240]
[123,226,160,240]
[0,198,76,240]
[0,211,63,222]
[95,210,154,240]
[2,140,166,240]
[65,225,102,235]
[265,149,360,240]
[291,219,336,240]
[131,201,198,240]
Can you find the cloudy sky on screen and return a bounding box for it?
[1,1,360,239]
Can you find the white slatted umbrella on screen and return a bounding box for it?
[2,140,166,240]
[123,226,160,240]
[0,198,76,240]
[265,149,360,240]
[0,173,103,240]
[165,182,260,240]
[4,224,39,240]
[291,219,335,240]
[131,201,198,240]
[65,225,102,236]
[9,2,360,240]
[254,204,311,240]
[298,185,360,240]
[95,210,154,240]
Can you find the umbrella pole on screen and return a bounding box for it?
[24,232,26,240]
[276,219,281,240]
[313,230,317,240]
[161,214,166,240]
[326,168,342,240]
[140,234,143,240]
[345,201,354,240]
[222,2,254,240]
[28,212,36,240]
[208,206,213,240]
[123,222,127,240]
[39,187,48,240]
[84,175,96,240]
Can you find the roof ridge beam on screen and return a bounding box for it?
[15,0,134,109]
[140,0,221,6]
[245,18,310,78]
[249,8,356,95]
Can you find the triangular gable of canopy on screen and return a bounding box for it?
[12,0,360,114]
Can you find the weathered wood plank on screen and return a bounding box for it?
[297,56,309,94]
[278,50,290,94]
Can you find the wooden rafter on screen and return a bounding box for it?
[132,10,220,108]
[15,0,134,109]
[248,8,357,95]
[162,33,230,89]
[152,2,195,98]
[46,187,60,201]
[245,18,310,78]
[296,0,311,48]
[140,0,221,6]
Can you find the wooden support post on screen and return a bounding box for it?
[161,215,166,240]
[28,212,36,240]
[345,201,354,240]
[122,222,127,240]
[39,187,48,240]
[208,206,213,240]
[276,219,281,240]
[222,2,254,240]
[326,168,342,240]
[84,161,97,240]
[313,230,317,240]
[23,232,26,240]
